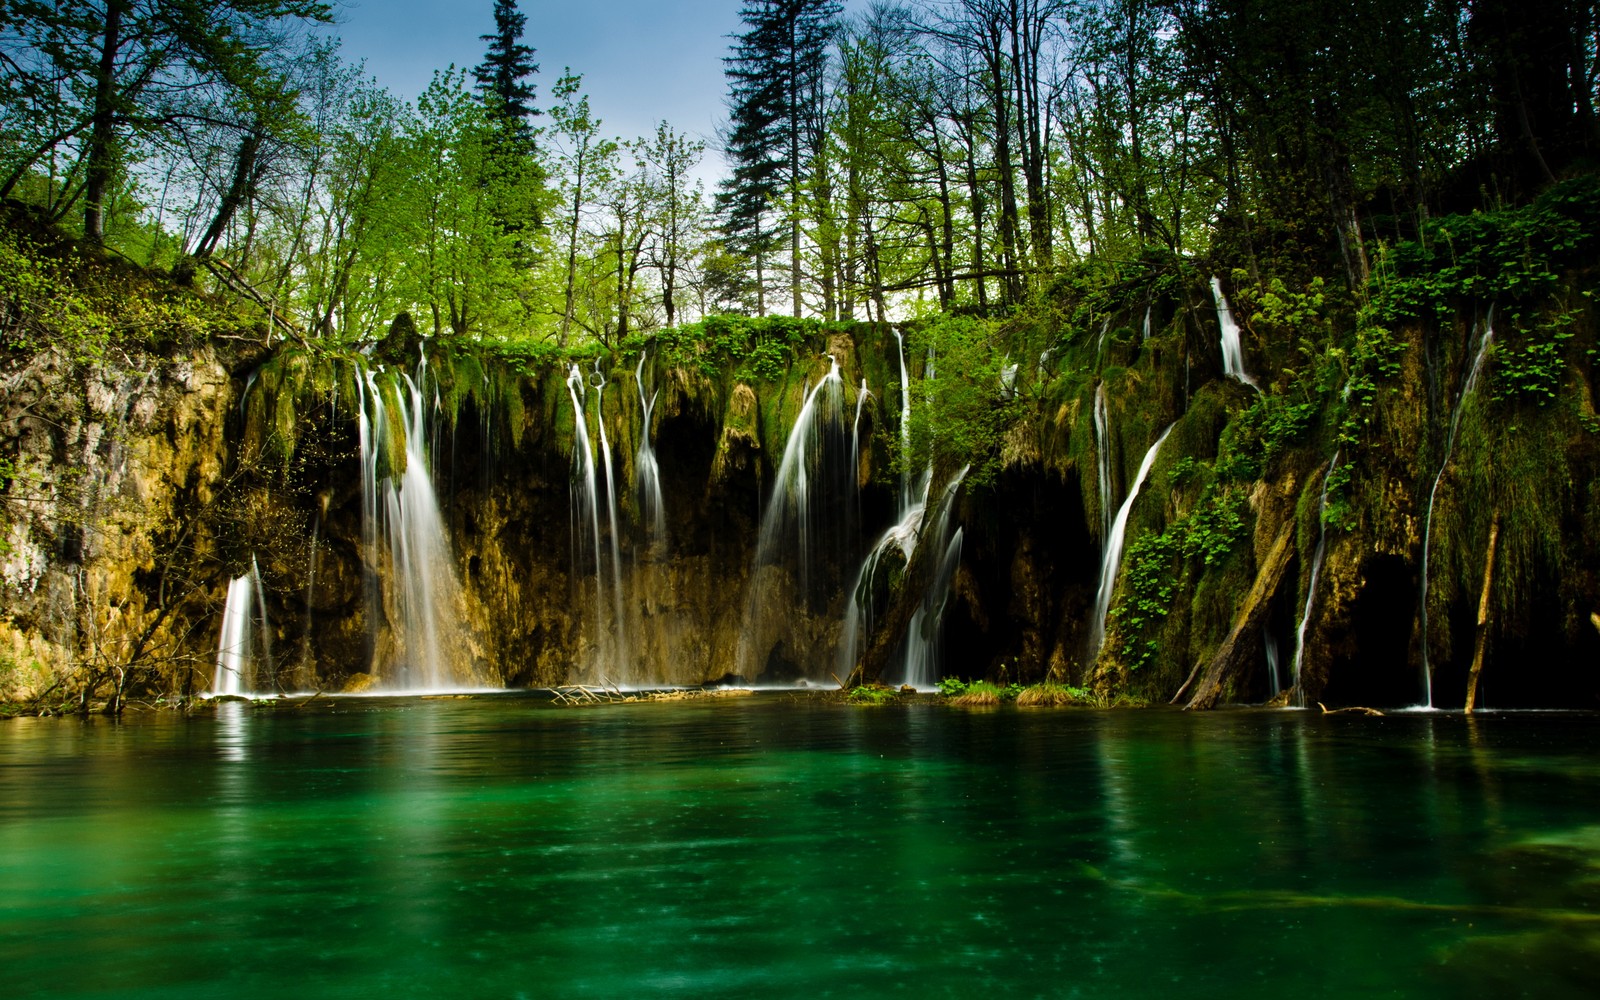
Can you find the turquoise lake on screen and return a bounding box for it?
[2,697,1597,998]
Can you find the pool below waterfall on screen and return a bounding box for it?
[3,697,1597,998]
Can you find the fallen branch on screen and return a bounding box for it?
[200,256,310,349]
[291,690,325,710]
[1318,702,1385,716]
[1170,660,1204,704]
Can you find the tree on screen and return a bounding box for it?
[719,0,842,317]
[473,0,539,140]
[548,71,617,346]
[638,123,705,327]
[0,1,334,244]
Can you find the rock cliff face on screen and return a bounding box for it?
[6,258,1600,710]
[0,340,238,706]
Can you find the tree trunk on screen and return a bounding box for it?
[83,0,128,245]
[193,133,263,261]
[560,161,583,347]
[1464,511,1501,714]
[1186,525,1296,710]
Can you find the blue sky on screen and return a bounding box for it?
[327,0,750,178]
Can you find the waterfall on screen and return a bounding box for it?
[1096,317,1110,357]
[591,360,629,677]
[1088,424,1176,660]
[355,357,474,690]
[566,364,631,681]
[1291,449,1341,705]
[633,354,666,547]
[740,357,850,679]
[238,369,259,421]
[851,378,870,496]
[1418,313,1496,708]
[1093,383,1113,543]
[566,366,607,667]
[999,357,1018,399]
[752,357,846,599]
[837,471,930,682]
[1211,277,1258,388]
[1142,304,1153,342]
[898,468,968,689]
[213,557,268,696]
[1264,628,1283,698]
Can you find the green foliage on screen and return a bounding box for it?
[935,676,969,697]
[904,314,1021,485]
[0,220,246,358]
[1319,459,1357,532]
[1246,276,1331,335]
[945,679,1023,704]
[1373,177,1599,326]
[1491,307,1578,405]
[1167,456,1200,487]
[847,684,898,705]
[1324,177,1600,517]
[1015,682,1096,707]
[1347,177,1600,430]
[1215,394,1317,481]
[648,315,832,381]
[1113,484,1251,672]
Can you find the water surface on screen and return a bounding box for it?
[3,698,1598,998]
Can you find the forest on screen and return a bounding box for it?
[3,0,1600,714]
[4,0,1593,341]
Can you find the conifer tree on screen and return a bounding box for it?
[718,0,841,317]
[473,0,539,141]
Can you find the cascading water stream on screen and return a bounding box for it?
[1264,629,1283,698]
[1142,304,1152,342]
[1211,277,1258,388]
[899,467,969,689]
[239,370,259,421]
[1093,383,1113,543]
[591,361,630,678]
[752,357,845,598]
[1291,449,1341,705]
[1418,313,1496,708]
[212,557,268,696]
[565,365,610,672]
[633,354,666,547]
[356,356,474,690]
[851,378,870,499]
[741,358,848,678]
[836,471,930,681]
[1088,424,1176,660]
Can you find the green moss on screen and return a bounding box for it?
[847,684,899,705]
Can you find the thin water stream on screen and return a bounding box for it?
[1089,424,1175,659]
[1418,314,1496,707]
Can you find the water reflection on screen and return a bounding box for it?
[0,702,1598,998]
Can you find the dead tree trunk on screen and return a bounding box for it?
[1186,524,1295,710]
[1465,510,1501,714]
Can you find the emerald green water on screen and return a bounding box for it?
[3,698,1598,998]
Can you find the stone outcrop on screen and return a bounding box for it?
[6,262,1600,711]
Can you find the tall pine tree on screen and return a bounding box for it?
[473,0,539,142]
[718,0,841,317]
